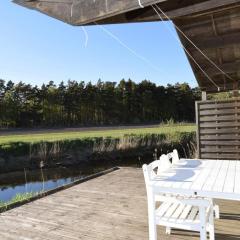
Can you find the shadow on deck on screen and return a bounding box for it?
[0,167,239,239]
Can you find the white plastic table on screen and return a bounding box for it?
[147,159,240,240]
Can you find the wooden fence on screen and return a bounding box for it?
[196,98,240,160]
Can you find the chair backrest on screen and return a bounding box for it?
[142,150,179,184]
[167,149,179,164]
[142,163,151,185]
[142,160,160,184]
[157,154,171,174]
[142,155,171,184]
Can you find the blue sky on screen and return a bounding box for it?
[0,1,197,87]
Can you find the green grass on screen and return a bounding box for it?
[0,124,196,144]
[0,193,35,209]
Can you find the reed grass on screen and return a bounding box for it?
[0,124,197,174]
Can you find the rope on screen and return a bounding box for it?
[81,26,88,48]
[95,22,171,79]
[138,0,144,8]
[71,1,88,48]
[70,1,74,18]
[154,4,232,82]
[152,5,220,91]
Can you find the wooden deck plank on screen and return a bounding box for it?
[0,167,240,239]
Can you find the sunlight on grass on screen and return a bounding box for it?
[0,124,196,144]
[0,193,35,209]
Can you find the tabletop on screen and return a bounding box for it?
[150,159,240,201]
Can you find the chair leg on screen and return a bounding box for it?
[200,228,207,240]
[166,227,171,235]
[214,205,220,219]
[209,224,215,240]
[209,206,215,240]
[209,199,220,219]
[199,206,207,240]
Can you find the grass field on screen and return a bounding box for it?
[0,124,196,144]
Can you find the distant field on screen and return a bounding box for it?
[0,124,196,144]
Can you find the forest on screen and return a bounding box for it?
[0,79,200,128]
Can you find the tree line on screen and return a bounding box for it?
[0,79,200,128]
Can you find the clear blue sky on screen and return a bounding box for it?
[0,1,197,87]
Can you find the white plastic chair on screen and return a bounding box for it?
[167,149,219,219]
[143,162,215,240]
[167,149,179,164]
[153,150,220,220]
[155,195,215,240]
[154,154,171,202]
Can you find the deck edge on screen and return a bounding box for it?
[0,166,120,214]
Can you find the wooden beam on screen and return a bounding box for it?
[73,0,169,25]
[175,4,240,93]
[198,62,240,77]
[12,0,167,25]
[88,0,240,25]
[168,0,240,19]
[198,81,240,93]
[12,0,73,24]
[187,32,240,50]
[13,0,240,25]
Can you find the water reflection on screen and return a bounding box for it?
[0,166,108,203]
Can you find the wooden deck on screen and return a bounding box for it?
[0,167,239,240]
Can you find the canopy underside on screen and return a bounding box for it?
[13,0,240,93]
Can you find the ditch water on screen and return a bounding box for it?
[0,165,111,203]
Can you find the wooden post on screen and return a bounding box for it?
[202,91,207,101]
[196,91,207,159]
[233,90,239,97]
[195,101,200,159]
[232,81,239,97]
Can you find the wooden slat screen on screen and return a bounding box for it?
[196,98,240,160]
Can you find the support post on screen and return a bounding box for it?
[195,101,200,158]
[233,90,239,97]
[202,91,207,101]
[232,82,239,97]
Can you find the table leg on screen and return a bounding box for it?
[147,188,157,240]
[199,206,207,240]
[209,205,215,240]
